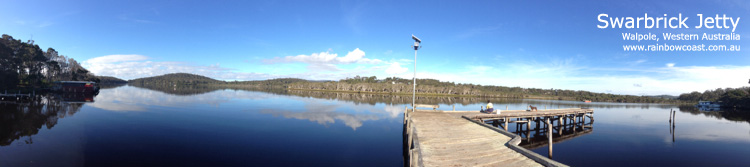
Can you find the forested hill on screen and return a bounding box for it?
[128,73,221,85]
[128,73,312,86]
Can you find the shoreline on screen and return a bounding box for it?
[286,88,688,104]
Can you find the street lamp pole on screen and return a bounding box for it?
[412,35,421,112]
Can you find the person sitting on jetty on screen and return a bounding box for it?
[481,100,494,113]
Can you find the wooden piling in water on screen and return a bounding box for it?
[504,117,509,131]
[546,117,553,158]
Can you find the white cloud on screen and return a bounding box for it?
[263,48,383,73]
[338,48,366,63]
[282,50,338,63]
[266,48,381,64]
[385,62,408,75]
[666,63,675,67]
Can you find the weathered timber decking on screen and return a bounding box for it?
[404,108,594,166]
[405,109,575,167]
[411,112,543,167]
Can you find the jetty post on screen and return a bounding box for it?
[411,35,421,112]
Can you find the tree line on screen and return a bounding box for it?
[122,73,749,106]
[0,34,123,90]
[678,87,750,109]
[289,76,677,103]
[127,73,680,103]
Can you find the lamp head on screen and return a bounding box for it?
[412,35,421,50]
[412,35,421,43]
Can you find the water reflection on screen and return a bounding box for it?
[124,84,692,111]
[678,105,750,125]
[521,99,676,110]
[260,109,380,130]
[117,84,750,129]
[663,106,750,143]
[2,86,406,166]
[257,97,403,130]
[128,83,289,96]
[669,109,676,143]
[87,86,407,130]
[87,86,252,111]
[99,83,127,89]
[0,94,86,146]
[514,119,594,150]
[128,83,222,95]
[2,85,749,166]
[488,114,594,159]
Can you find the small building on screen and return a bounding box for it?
[52,81,99,93]
[696,101,721,111]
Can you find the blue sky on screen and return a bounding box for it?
[2,0,749,95]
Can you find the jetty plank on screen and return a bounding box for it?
[406,108,593,166]
[410,112,545,167]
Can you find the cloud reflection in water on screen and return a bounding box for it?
[258,97,404,130]
[90,86,405,130]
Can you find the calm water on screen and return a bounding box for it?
[1,85,749,166]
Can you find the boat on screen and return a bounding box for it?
[52,81,100,93]
[583,100,591,103]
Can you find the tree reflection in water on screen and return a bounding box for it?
[0,94,88,146]
[678,105,750,125]
[126,83,750,125]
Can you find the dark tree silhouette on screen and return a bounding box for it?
[0,34,120,90]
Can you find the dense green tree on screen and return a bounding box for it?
[679,87,750,109]
[0,34,113,90]
[718,89,750,109]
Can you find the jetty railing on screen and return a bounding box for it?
[0,90,35,101]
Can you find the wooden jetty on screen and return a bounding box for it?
[0,90,34,101]
[462,108,594,131]
[405,106,593,167]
